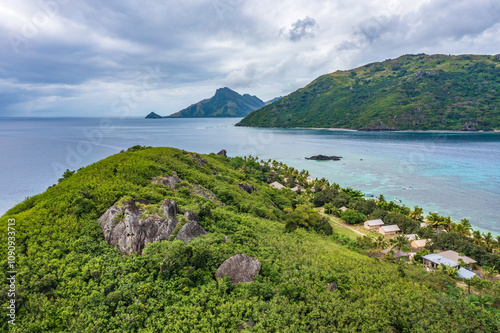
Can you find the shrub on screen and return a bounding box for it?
[341,210,367,225]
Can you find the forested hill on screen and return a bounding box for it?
[237,54,500,131]
[1,146,499,331]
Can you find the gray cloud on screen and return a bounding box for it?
[280,17,318,42]
[0,0,499,117]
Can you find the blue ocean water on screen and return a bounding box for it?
[1,117,499,234]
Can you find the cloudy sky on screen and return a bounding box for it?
[1,0,500,117]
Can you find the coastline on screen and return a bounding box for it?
[236,124,500,133]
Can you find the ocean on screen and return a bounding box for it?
[1,117,499,234]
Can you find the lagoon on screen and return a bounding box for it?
[1,117,499,234]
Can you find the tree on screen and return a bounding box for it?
[374,236,388,255]
[390,235,411,259]
[472,230,483,245]
[482,232,494,252]
[438,264,458,278]
[408,206,423,221]
[340,210,367,225]
[482,266,499,280]
[453,218,472,236]
[426,212,442,229]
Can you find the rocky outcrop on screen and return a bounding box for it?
[153,175,182,188]
[174,221,207,242]
[305,155,342,161]
[145,112,163,119]
[215,254,261,285]
[98,199,178,255]
[327,282,338,292]
[184,211,198,222]
[217,149,227,157]
[161,199,178,218]
[190,153,207,167]
[238,322,256,331]
[238,183,257,193]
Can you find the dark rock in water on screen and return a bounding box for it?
[217,149,227,157]
[184,211,198,222]
[174,221,207,242]
[98,199,178,255]
[238,182,257,193]
[145,112,163,119]
[215,254,261,285]
[305,155,342,161]
[161,199,178,218]
[327,282,338,292]
[238,322,256,331]
[153,175,183,188]
[190,153,207,167]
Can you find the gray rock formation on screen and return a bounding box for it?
[238,322,256,331]
[217,149,227,157]
[215,254,261,285]
[98,199,178,255]
[222,235,229,243]
[238,183,257,194]
[190,153,207,167]
[153,175,183,188]
[161,199,178,218]
[174,221,207,243]
[184,211,199,222]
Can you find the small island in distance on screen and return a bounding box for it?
[146,87,281,118]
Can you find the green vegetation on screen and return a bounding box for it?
[238,54,500,131]
[1,147,500,331]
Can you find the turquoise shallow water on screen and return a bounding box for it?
[1,117,499,234]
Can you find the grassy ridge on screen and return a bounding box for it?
[238,54,500,130]
[1,147,498,332]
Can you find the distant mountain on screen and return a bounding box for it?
[166,87,265,118]
[238,54,500,131]
[265,96,283,105]
[145,112,162,119]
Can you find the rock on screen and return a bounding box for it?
[161,199,178,218]
[327,282,338,292]
[217,149,227,157]
[238,322,256,331]
[98,199,178,255]
[174,221,207,242]
[190,153,207,167]
[153,175,183,188]
[215,254,261,285]
[305,155,342,161]
[183,211,198,222]
[222,235,229,243]
[238,183,257,194]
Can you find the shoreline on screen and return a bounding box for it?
[237,124,500,134]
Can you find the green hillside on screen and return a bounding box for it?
[237,54,500,130]
[1,147,499,332]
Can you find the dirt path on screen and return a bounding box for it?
[318,208,367,237]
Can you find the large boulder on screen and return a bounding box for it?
[161,199,178,218]
[184,211,198,222]
[153,175,183,188]
[174,221,207,243]
[238,183,257,194]
[215,254,261,285]
[217,149,227,157]
[99,199,178,255]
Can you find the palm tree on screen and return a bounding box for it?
[438,216,454,232]
[472,230,483,245]
[390,235,411,260]
[438,264,458,278]
[409,206,423,221]
[426,213,442,229]
[482,266,499,280]
[454,218,472,236]
[374,236,388,255]
[483,232,494,252]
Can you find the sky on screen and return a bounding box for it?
[1,0,500,117]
